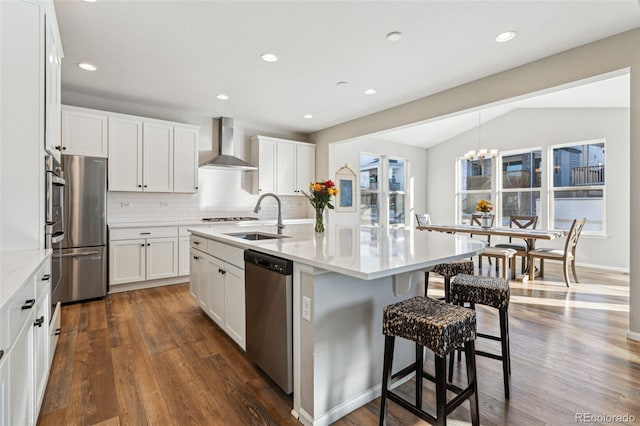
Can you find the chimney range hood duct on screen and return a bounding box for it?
[201,117,257,170]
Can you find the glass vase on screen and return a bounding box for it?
[480,211,492,228]
[314,207,325,233]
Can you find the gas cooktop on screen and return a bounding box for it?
[201,217,260,222]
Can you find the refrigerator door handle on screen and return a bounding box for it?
[60,250,99,257]
[51,231,65,244]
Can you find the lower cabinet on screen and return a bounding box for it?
[190,239,246,350]
[0,356,8,425]
[109,227,179,286]
[9,319,32,426]
[179,236,190,276]
[33,288,50,413]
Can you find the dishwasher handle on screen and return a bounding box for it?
[244,250,293,275]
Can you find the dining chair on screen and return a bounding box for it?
[415,213,431,227]
[494,215,538,278]
[527,218,587,287]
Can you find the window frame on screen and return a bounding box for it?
[456,156,495,224]
[497,147,543,227]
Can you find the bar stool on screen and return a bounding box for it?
[425,259,474,302]
[449,274,511,399]
[380,296,479,426]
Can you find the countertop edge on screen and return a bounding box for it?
[1,249,52,309]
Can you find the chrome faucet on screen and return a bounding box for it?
[253,193,285,234]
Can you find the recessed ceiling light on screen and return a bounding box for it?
[364,89,377,95]
[386,31,402,42]
[261,53,278,63]
[495,31,517,43]
[216,94,229,100]
[303,114,313,119]
[336,81,349,87]
[77,62,97,71]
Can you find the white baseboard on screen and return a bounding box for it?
[626,330,640,342]
[108,276,188,293]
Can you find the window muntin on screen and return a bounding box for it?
[499,150,542,226]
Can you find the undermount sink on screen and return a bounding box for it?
[224,232,289,241]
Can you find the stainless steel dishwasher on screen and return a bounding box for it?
[244,250,294,394]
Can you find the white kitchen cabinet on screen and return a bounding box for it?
[0,355,7,426]
[61,106,108,157]
[109,239,146,285]
[174,125,199,193]
[190,238,246,350]
[108,115,143,191]
[45,10,63,163]
[179,236,191,276]
[49,301,61,365]
[251,136,315,196]
[223,263,245,349]
[9,316,33,426]
[143,121,174,192]
[252,136,276,194]
[109,227,179,286]
[145,237,179,280]
[33,287,50,415]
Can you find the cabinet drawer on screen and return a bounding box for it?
[35,261,51,296]
[7,277,36,349]
[207,240,244,269]
[190,234,208,250]
[110,226,178,241]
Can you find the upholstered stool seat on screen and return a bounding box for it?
[426,259,474,302]
[450,274,512,399]
[380,296,479,425]
[479,247,516,279]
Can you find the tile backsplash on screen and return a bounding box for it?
[107,168,311,223]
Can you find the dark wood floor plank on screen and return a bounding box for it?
[128,289,178,355]
[106,292,143,348]
[39,329,77,414]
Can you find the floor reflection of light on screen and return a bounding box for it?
[510,295,629,312]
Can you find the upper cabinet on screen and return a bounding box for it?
[61,106,108,157]
[251,136,315,196]
[62,105,199,193]
[173,125,199,193]
[45,8,64,163]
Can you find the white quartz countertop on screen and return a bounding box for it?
[108,218,313,229]
[0,249,52,309]
[190,223,485,280]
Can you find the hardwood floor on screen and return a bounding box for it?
[39,264,640,425]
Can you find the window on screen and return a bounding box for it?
[499,150,541,226]
[550,139,605,232]
[458,157,493,223]
[360,154,407,227]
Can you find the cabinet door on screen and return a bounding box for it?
[257,138,276,194]
[143,122,174,192]
[108,116,143,191]
[224,263,246,350]
[179,236,191,276]
[174,126,199,193]
[45,19,63,162]
[109,239,146,285]
[61,107,108,157]
[276,142,297,195]
[146,237,178,280]
[295,143,315,194]
[205,256,225,327]
[0,354,7,426]
[9,320,33,426]
[189,248,202,303]
[49,301,61,365]
[33,292,49,414]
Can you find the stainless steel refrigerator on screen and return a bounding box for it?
[61,155,107,303]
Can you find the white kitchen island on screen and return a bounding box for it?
[189,223,485,426]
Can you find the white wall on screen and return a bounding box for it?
[427,107,630,270]
[328,137,428,226]
[62,90,313,221]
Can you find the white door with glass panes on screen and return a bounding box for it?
[143,122,174,192]
[108,116,144,191]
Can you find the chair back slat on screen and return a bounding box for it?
[470,214,494,243]
[507,215,538,243]
[564,218,587,255]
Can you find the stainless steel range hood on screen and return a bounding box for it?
[200,117,257,170]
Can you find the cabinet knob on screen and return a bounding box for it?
[21,299,36,310]
[193,255,199,260]
[42,274,51,281]
[147,243,150,246]
[62,147,67,150]
[54,328,61,336]
[141,244,145,247]
[55,145,61,151]
[195,186,199,190]
[138,185,142,188]
[144,185,148,188]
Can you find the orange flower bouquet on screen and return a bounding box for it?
[476,199,493,213]
[302,180,338,233]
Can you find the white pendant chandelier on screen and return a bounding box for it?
[464,110,498,161]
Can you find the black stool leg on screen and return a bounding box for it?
[379,336,395,426]
[435,355,447,426]
[424,271,430,297]
[416,343,423,409]
[444,276,451,302]
[464,340,480,426]
[499,309,511,399]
